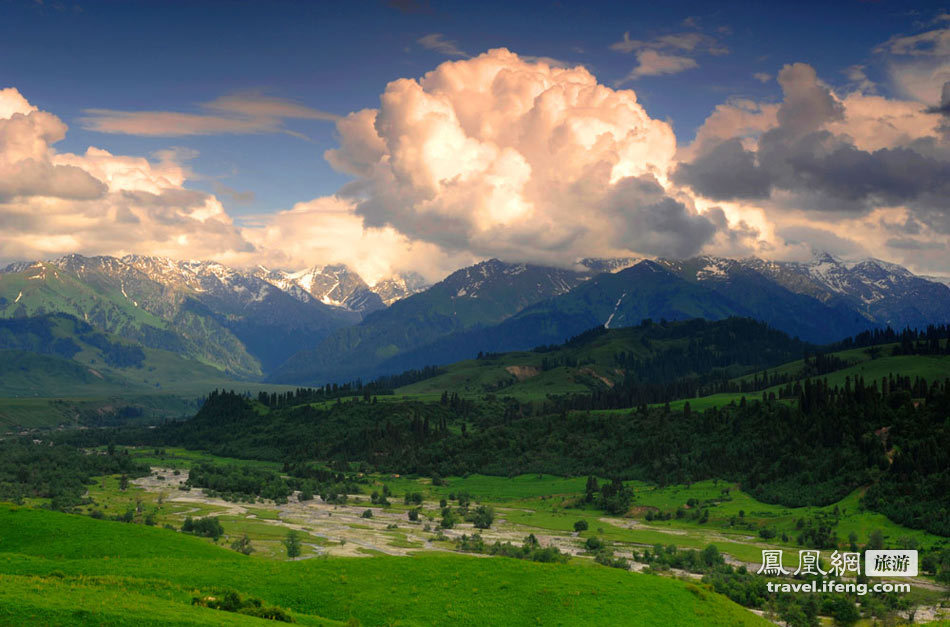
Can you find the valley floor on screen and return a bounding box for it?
[17,446,941,625]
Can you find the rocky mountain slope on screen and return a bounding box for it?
[3,251,947,386]
[0,255,359,377]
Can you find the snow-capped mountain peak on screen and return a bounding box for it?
[371,271,429,306]
[252,263,402,313]
[731,252,950,326]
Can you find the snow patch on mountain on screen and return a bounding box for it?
[604,292,627,329]
[697,258,730,280]
[579,257,641,274]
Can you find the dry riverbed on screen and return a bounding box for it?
[131,467,949,624]
[133,467,590,559]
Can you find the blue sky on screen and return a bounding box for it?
[3,0,939,215]
[2,0,949,278]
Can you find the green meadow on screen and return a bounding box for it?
[380,472,591,502]
[0,505,767,626]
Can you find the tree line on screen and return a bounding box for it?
[0,440,148,511]
[68,370,949,537]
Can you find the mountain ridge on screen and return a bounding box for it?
[0,254,359,377]
[275,255,950,384]
[3,251,948,386]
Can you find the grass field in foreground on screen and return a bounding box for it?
[0,505,767,626]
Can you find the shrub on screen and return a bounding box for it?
[182,516,223,540]
[230,533,254,555]
[471,505,494,529]
[192,590,293,623]
[585,537,604,551]
[440,509,457,529]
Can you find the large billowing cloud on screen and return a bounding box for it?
[0,88,461,281]
[676,62,950,210]
[0,88,106,202]
[325,48,724,267]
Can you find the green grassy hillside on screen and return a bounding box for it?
[398,318,809,400]
[666,342,950,411]
[0,505,766,626]
[396,327,949,411]
[0,314,237,394]
[0,350,126,396]
[0,261,262,376]
[0,314,301,430]
[0,262,168,334]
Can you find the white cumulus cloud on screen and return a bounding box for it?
[324,48,722,266]
[0,87,253,263]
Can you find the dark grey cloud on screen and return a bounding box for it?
[674,138,770,199]
[0,159,106,202]
[776,224,866,257]
[768,140,950,207]
[674,63,950,233]
[926,81,950,115]
[606,175,719,258]
[886,237,946,250]
[880,215,923,235]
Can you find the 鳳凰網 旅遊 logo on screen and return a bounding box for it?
[756,549,916,596]
[865,550,918,577]
[757,549,918,577]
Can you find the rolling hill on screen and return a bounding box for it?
[0,314,299,430]
[397,317,811,400]
[0,505,766,626]
[0,255,360,378]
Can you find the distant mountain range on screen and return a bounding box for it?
[2,252,949,386]
[273,254,950,383]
